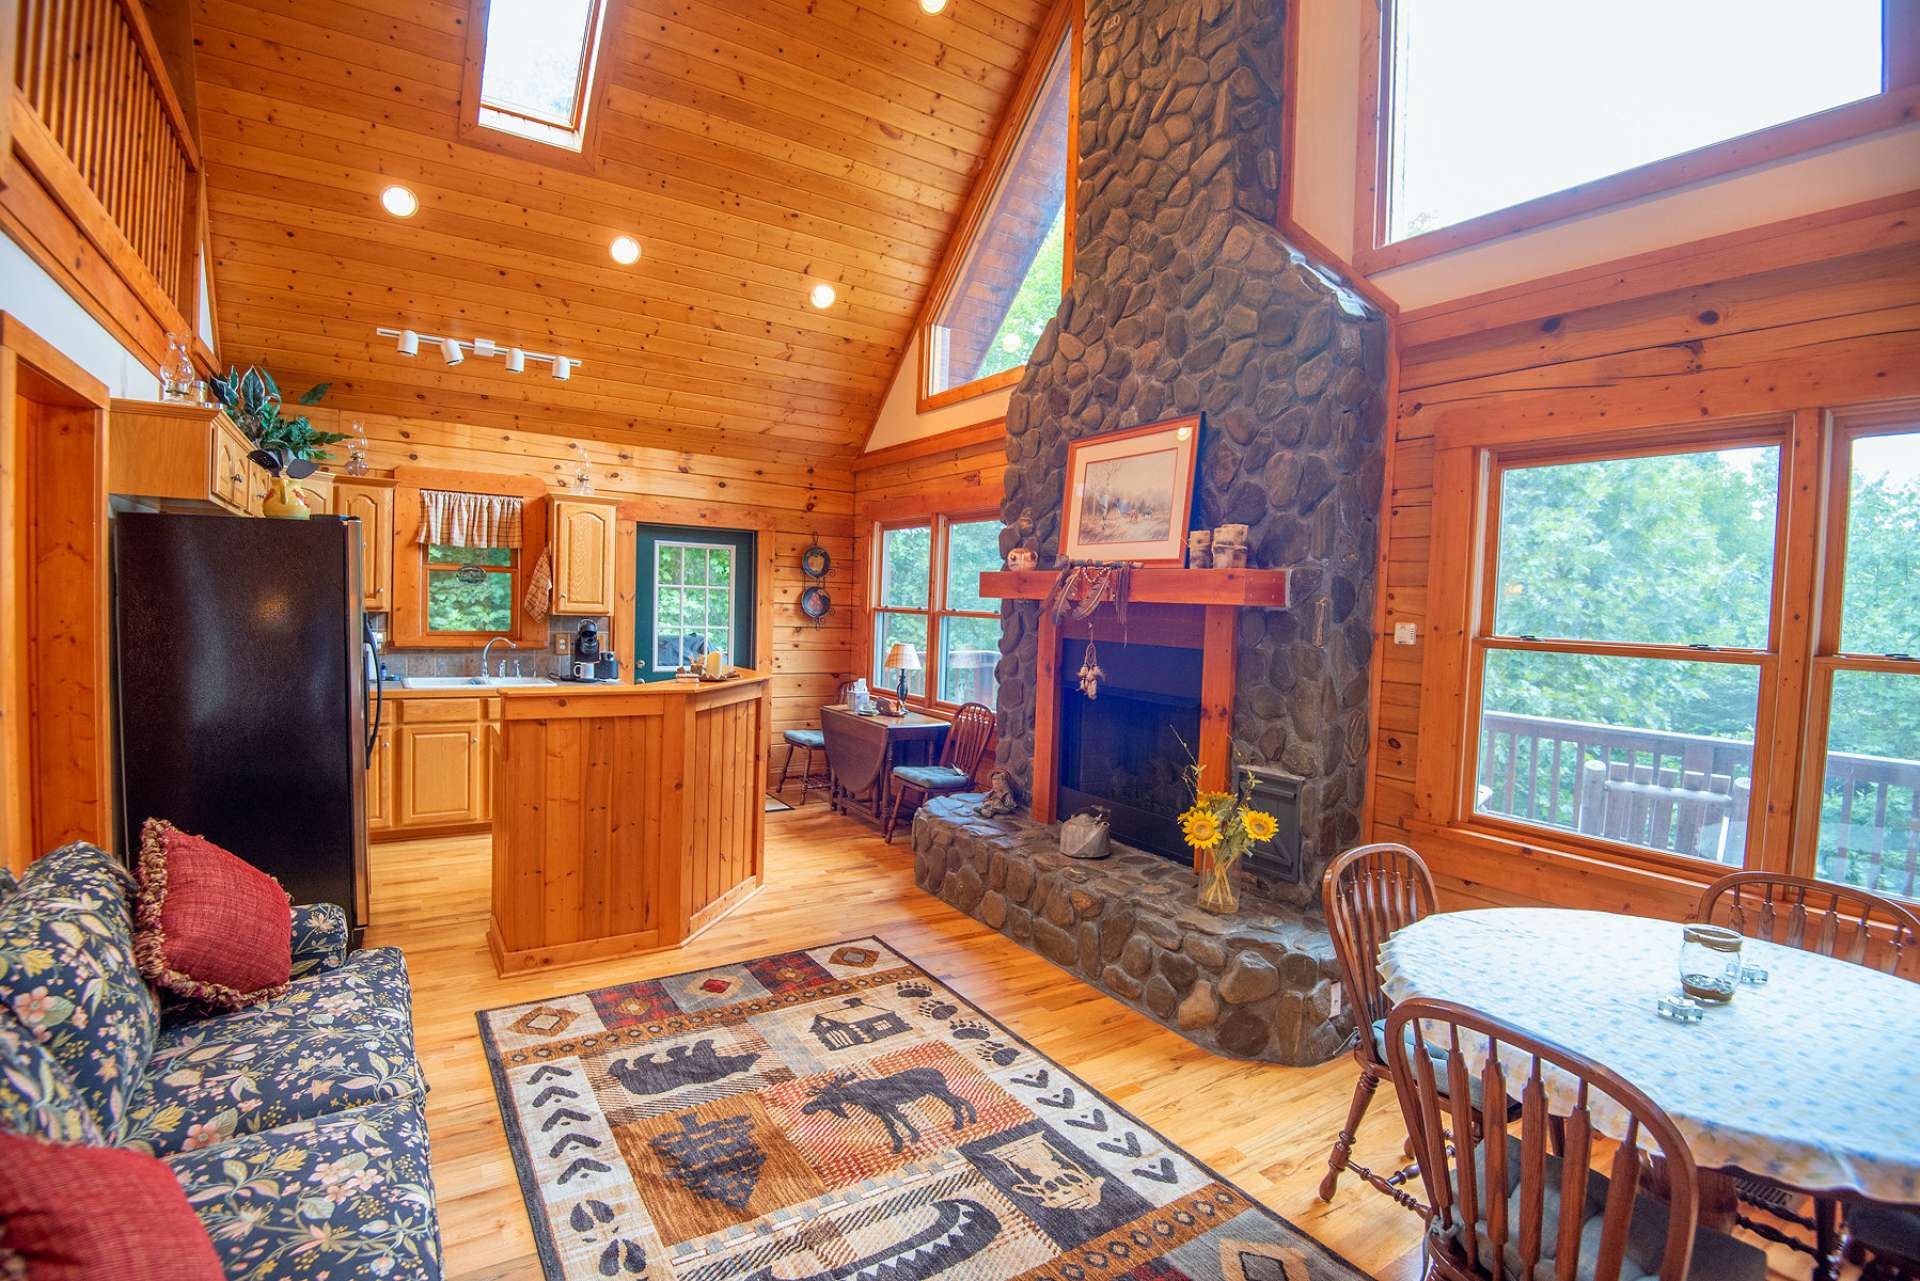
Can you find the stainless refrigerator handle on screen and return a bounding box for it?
[362,619,383,770]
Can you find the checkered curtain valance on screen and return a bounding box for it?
[418,489,524,548]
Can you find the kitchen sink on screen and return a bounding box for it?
[397,675,558,688]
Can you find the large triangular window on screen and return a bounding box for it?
[920,23,1077,408]
[460,0,611,156]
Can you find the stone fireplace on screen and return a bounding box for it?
[913,0,1388,1065]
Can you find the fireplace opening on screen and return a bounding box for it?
[1057,640,1201,863]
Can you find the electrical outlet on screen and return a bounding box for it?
[552,634,570,656]
[1394,622,1418,646]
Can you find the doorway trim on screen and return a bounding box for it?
[611,496,775,685]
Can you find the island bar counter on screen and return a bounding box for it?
[486,673,773,975]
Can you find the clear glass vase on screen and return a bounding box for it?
[1196,856,1238,914]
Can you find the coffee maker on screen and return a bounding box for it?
[571,621,600,679]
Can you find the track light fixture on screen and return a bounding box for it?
[375,328,580,379]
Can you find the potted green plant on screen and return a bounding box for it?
[208,367,348,518]
[208,367,346,464]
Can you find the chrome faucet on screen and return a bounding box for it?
[481,636,518,680]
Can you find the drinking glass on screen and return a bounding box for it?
[1679,924,1743,1004]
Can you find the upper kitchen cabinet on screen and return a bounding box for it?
[109,400,253,514]
[551,495,618,615]
[333,478,396,611]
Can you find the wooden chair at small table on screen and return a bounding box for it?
[882,702,995,844]
[776,680,858,805]
[1692,871,1920,1281]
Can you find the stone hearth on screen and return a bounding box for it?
[914,796,1350,1065]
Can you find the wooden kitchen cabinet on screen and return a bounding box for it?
[551,495,618,615]
[292,471,334,520]
[333,478,396,610]
[396,723,479,827]
[109,400,253,513]
[366,726,393,832]
[377,694,498,836]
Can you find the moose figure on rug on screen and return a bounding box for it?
[608,1038,763,1097]
[799,1067,979,1153]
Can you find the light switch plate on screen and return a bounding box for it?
[1393,622,1418,646]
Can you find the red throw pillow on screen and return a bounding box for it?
[0,1131,225,1280]
[134,818,292,1010]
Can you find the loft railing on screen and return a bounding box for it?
[11,0,201,325]
[1476,710,1919,899]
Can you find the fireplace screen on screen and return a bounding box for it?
[1057,641,1202,863]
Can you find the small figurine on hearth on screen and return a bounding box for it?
[976,770,1020,817]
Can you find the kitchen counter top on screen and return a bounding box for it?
[380,671,769,699]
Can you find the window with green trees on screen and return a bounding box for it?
[871,514,1003,709]
[426,544,516,634]
[1460,413,1919,901]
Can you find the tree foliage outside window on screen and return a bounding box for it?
[973,210,1066,384]
[426,544,515,633]
[872,517,1002,708]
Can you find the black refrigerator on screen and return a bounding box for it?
[113,513,377,939]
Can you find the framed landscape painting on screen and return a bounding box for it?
[1060,415,1201,565]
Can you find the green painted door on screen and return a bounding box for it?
[633,525,757,681]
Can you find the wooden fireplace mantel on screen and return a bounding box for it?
[982,567,1293,859]
[978,567,1290,608]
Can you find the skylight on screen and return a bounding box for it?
[474,0,606,149]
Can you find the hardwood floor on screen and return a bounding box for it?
[368,803,1430,1281]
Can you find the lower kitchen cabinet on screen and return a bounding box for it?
[374,694,498,837]
[367,726,394,832]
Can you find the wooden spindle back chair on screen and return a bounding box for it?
[1317,842,1439,1204]
[883,702,997,843]
[1385,999,1711,1281]
[1694,872,1920,976]
[1694,871,1917,1280]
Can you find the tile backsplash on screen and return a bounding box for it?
[372,615,610,679]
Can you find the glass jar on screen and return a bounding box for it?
[1679,924,1743,1004]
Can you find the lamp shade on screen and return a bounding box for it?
[883,642,921,672]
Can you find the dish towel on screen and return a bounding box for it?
[523,545,553,622]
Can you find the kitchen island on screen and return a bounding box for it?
[486,672,773,975]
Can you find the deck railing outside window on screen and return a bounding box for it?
[1477,710,1919,898]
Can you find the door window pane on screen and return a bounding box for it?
[880,526,931,608]
[655,542,735,668]
[874,613,928,696]
[1815,670,1919,900]
[1494,446,1778,648]
[1839,430,1920,656]
[940,616,1000,707]
[945,519,1002,613]
[1476,649,1760,863]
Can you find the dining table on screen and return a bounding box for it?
[818,703,950,826]
[1377,908,1920,1212]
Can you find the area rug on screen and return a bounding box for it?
[477,936,1369,1281]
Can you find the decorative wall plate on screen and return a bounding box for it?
[799,585,832,622]
[801,544,832,579]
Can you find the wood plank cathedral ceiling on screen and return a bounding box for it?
[191,0,1052,461]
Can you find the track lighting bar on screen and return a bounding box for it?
[376,327,580,380]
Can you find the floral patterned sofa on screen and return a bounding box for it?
[0,842,443,1279]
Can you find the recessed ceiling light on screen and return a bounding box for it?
[809,283,838,309]
[610,235,641,265]
[380,185,419,218]
[919,0,948,13]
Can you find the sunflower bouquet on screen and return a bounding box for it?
[1178,763,1278,915]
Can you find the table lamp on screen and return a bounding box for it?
[883,642,921,705]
